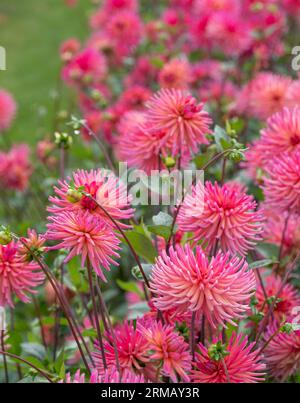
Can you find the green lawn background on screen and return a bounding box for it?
[0,0,91,144]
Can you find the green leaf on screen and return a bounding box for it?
[249,259,277,270]
[54,350,65,378]
[116,279,144,297]
[82,328,98,339]
[131,264,153,282]
[21,343,46,361]
[148,225,171,240]
[213,125,231,152]
[124,231,157,263]
[152,212,173,227]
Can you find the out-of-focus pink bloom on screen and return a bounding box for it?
[36,139,56,169]
[0,89,17,131]
[263,151,300,213]
[124,56,158,87]
[48,169,134,227]
[116,85,151,111]
[146,89,212,154]
[0,144,32,192]
[104,11,143,58]
[192,333,265,383]
[256,275,300,323]
[46,210,120,281]
[198,79,237,105]
[263,323,300,381]
[151,245,256,328]
[62,48,107,87]
[79,83,111,112]
[59,38,81,62]
[178,181,264,256]
[158,59,191,89]
[237,73,292,120]
[263,209,300,257]
[139,321,191,382]
[93,320,150,375]
[0,241,45,307]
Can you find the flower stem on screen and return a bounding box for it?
[87,260,107,370]
[1,331,9,383]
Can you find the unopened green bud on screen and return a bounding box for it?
[229,150,243,163]
[164,156,176,169]
[208,341,229,362]
[0,228,12,245]
[54,132,73,149]
[280,323,293,334]
[66,188,82,203]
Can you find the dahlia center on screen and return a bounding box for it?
[290,134,300,146]
[80,181,101,211]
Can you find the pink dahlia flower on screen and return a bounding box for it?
[192,333,265,383]
[0,89,17,131]
[158,59,191,90]
[93,319,150,375]
[246,107,300,170]
[117,113,191,174]
[177,181,264,256]
[139,321,191,382]
[91,368,146,383]
[116,85,151,111]
[151,245,256,328]
[263,323,300,381]
[0,144,32,192]
[256,274,300,324]
[48,169,134,227]
[62,48,107,87]
[0,241,45,307]
[61,370,85,383]
[146,89,212,154]
[238,73,292,120]
[285,80,300,108]
[263,151,300,213]
[46,210,120,281]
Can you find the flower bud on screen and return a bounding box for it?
[66,188,82,203]
[164,156,176,169]
[0,228,12,245]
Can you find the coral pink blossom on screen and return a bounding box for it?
[48,169,134,227]
[263,323,300,381]
[0,89,17,131]
[151,245,256,328]
[59,38,81,62]
[62,48,107,87]
[139,321,191,382]
[192,333,265,383]
[158,59,191,90]
[146,89,212,154]
[93,320,150,375]
[263,151,300,213]
[256,275,300,323]
[238,73,292,120]
[246,107,300,170]
[178,181,264,256]
[116,85,151,110]
[62,370,85,383]
[0,242,45,307]
[91,368,146,383]
[285,80,300,108]
[46,210,120,281]
[0,144,32,191]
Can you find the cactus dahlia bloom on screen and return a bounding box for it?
[192,333,265,383]
[246,107,300,169]
[62,368,146,383]
[48,169,134,227]
[263,323,300,381]
[263,151,300,213]
[139,321,191,382]
[151,245,256,328]
[177,181,264,256]
[256,275,300,323]
[93,320,150,375]
[0,89,17,131]
[0,242,45,307]
[46,210,120,281]
[146,89,212,154]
